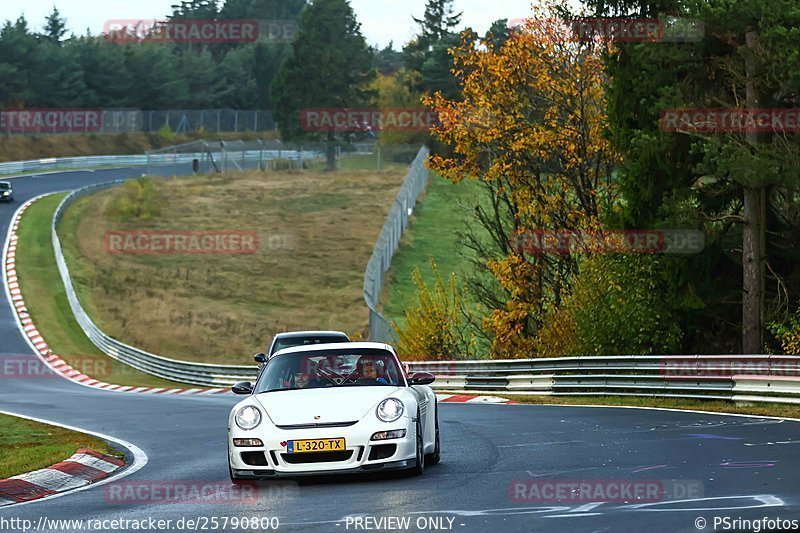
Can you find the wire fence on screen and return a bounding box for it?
[0,109,276,135]
[363,146,430,342]
[144,138,325,174]
[141,109,276,134]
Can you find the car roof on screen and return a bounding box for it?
[272,341,395,357]
[272,331,349,340]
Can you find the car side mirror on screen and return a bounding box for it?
[254,353,267,364]
[232,381,254,395]
[408,372,435,386]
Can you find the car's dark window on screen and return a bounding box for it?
[0,183,10,190]
[255,348,403,393]
[271,335,349,354]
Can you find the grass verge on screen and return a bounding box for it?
[14,194,181,388]
[491,394,800,419]
[59,165,406,363]
[380,174,485,330]
[0,413,117,479]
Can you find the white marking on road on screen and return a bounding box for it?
[632,465,667,473]
[526,467,602,478]
[627,494,783,511]
[546,513,603,518]
[570,503,604,513]
[499,440,583,448]
[744,440,800,446]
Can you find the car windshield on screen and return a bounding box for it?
[0,183,9,190]
[255,348,403,393]
[271,335,348,354]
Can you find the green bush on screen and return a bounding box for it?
[107,177,161,221]
[157,124,175,142]
[537,254,683,356]
[393,259,475,360]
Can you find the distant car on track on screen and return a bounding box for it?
[253,330,351,367]
[229,342,439,482]
[0,181,14,202]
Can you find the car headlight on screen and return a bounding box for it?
[235,406,262,430]
[376,398,404,422]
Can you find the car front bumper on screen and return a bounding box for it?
[229,417,417,477]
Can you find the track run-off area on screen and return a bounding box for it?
[1,167,800,533]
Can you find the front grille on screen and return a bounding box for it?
[368,444,397,461]
[281,451,353,464]
[241,451,269,466]
[275,421,358,430]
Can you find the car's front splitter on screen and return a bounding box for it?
[231,458,415,479]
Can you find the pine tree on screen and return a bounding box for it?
[43,7,67,43]
[271,0,375,170]
[403,0,463,93]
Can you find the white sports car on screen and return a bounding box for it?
[228,342,440,482]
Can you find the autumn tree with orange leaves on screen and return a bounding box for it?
[423,7,619,357]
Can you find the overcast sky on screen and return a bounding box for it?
[1,0,535,48]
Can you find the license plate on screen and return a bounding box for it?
[287,438,346,453]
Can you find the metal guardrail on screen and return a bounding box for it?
[363,146,430,342]
[406,355,800,404]
[0,146,321,177]
[0,154,151,177]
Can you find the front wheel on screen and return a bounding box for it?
[425,402,440,465]
[411,416,425,475]
[228,445,248,485]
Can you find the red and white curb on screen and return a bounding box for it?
[3,195,228,396]
[436,393,515,404]
[0,449,124,506]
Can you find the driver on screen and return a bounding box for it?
[356,358,388,385]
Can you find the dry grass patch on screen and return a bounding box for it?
[61,167,404,364]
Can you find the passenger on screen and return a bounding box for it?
[294,372,312,388]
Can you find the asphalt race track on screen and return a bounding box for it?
[2,167,800,533]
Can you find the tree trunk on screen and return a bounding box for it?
[325,131,336,172]
[742,29,764,354]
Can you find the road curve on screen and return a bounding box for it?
[1,166,799,532]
